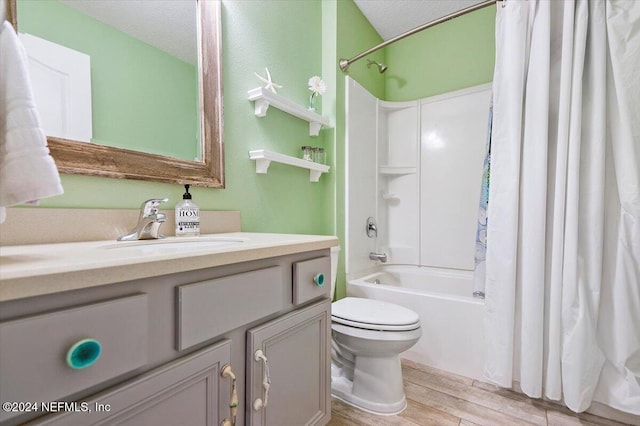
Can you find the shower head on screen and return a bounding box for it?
[367,59,388,74]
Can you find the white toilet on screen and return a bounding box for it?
[328,247,422,415]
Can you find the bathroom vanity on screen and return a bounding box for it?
[0,232,337,426]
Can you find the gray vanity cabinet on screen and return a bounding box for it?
[0,250,332,426]
[247,300,331,426]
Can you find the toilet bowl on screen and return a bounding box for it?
[328,247,422,415]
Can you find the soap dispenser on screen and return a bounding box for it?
[175,184,200,237]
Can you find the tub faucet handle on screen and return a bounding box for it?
[366,217,377,238]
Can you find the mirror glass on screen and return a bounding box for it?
[18,0,200,161]
[9,0,224,187]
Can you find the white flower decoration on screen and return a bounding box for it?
[308,76,326,96]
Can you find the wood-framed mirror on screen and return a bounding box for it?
[6,0,224,188]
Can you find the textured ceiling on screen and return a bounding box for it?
[354,0,488,41]
[57,0,488,65]
[58,0,197,65]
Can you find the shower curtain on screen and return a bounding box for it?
[472,100,492,299]
[485,0,640,415]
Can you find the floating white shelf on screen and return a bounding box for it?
[247,87,330,137]
[379,165,417,175]
[249,149,330,182]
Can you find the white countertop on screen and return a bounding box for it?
[0,232,338,302]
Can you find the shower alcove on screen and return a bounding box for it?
[346,76,492,271]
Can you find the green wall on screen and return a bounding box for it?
[385,5,496,101]
[216,0,331,234]
[18,0,199,160]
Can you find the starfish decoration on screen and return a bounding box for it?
[254,67,283,94]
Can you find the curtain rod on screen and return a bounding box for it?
[339,0,501,72]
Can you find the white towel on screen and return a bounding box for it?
[0,21,63,223]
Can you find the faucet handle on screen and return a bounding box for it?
[366,217,378,238]
[140,198,168,216]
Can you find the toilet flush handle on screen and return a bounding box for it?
[253,350,271,411]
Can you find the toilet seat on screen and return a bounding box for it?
[332,297,420,331]
[332,316,420,331]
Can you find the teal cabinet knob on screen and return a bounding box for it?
[66,338,102,370]
[313,273,325,287]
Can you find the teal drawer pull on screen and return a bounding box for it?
[313,273,325,287]
[66,338,102,369]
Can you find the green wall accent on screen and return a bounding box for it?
[336,0,386,100]
[385,5,496,101]
[18,0,198,161]
[322,0,338,240]
[214,0,330,235]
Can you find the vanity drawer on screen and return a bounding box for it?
[30,339,232,426]
[293,257,331,305]
[0,294,148,423]
[177,266,284,350]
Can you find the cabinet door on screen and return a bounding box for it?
[247,299,331,426]
[31,340,233,426]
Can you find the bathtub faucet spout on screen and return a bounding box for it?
[369,252,388,263]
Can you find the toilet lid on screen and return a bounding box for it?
[332,297,420,331]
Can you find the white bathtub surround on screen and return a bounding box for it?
[348,265,485,381]
[345,77,491,272]
[485,0,640,415]
[344,78,379,275]
[419,87,490,270]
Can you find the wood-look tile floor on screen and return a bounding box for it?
[328,359,632,426]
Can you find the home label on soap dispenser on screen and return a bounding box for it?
[175,184,200,236]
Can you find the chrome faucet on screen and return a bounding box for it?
[369,252,388,263]
[118,198,168,241]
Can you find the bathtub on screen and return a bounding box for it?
[347,265,485,381]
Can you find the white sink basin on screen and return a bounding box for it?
[102,237,247,254]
